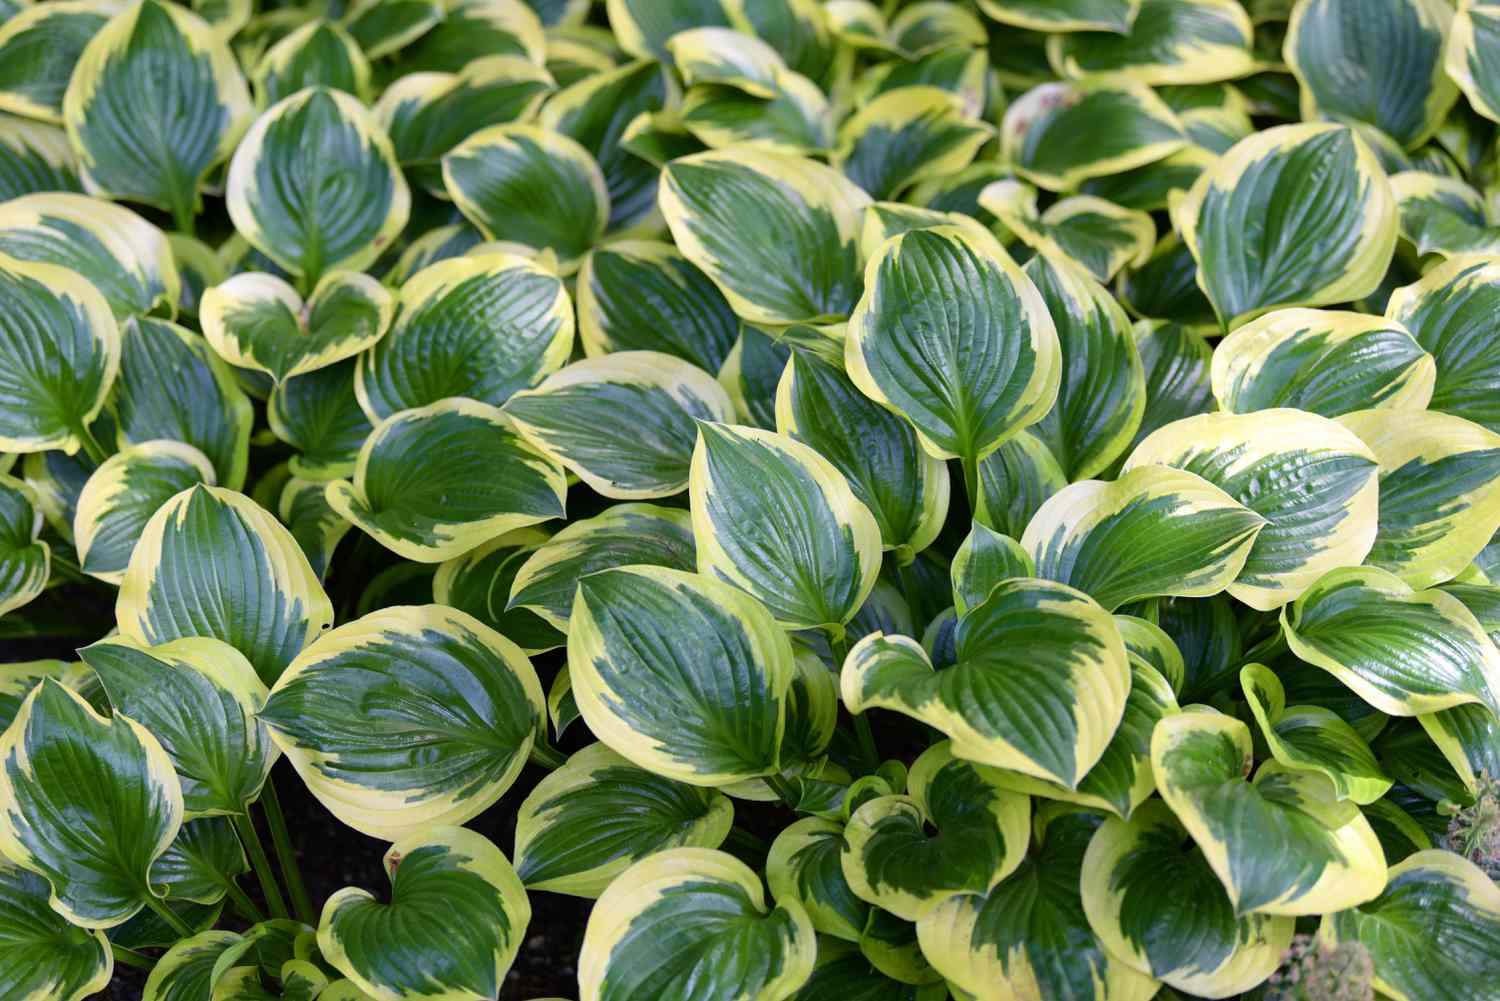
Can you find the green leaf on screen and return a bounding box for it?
[0,1,110,124]
[0,859,111,1001]
[690,421,881,631]
[846,223,1060,462]
[1418,699,1500,797]
[1022,464,1264,612]
[1118,235,1217,328]
[951,521,1032,617]
[1322,850,1500,1001]
[0,679,182,928]
[442,123,608,271]
[1000,79,1186,191]
[975,0,1141,33]
[81,635,274,818]
[514,742,733,897]
[252,20,372,107]
[395,0,544,73]
[1171,123,1398,328]
[1282,564,1500,717]
[1385,255,1500,434]
[0,476,48,619]
[340,0,442,59]
[833,87,990,201]
[201,270,393,385]
[1240,663,1392,804]
[1047,0,1255,85]
[358,253,573,419]
[569,565,794,785]
[1211,306,1435,418]
[972,429,1068,539]
[507,352,734,499]
[577,847,816,1001]
[980,182,1157,283]
[0,116,82,201]
[767,817,870,942]
[659,147,870,325]
[151,817,248,905]
[116,484,334,686]
[1447,2,1500,124]
[268,361,373,481]
[227,86,409,282]
[144,930,245,1001]
[1285,0,1458,149]
[63,0,253,223]
[679,67,833,158]
[1151,709,1388,915]
[318,827,531,1001]
[507,503,696,631]
[843,578,1130,788]
[1389,171,1500,258]
[1080,800,1293,996]
[606,0,732,59]
[261,604,544,841]
[432,527,563,653]
[787,939,945,1001]
[719,325,792,429]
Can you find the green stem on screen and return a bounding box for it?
[223,878,266,924]
[764,773,801,810]
[960,453,980,515]
[724,825,769,856]
[260,784,314,925]
[169,191,196,239]
[530,740,566,770]
[111,944,154,971]
[72,421,109,466]
[48,553,91,587]
[233,811,290,920]
[142,893,195,938]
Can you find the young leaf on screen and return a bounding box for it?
[0,861,112,1001]
[766,817,870,942]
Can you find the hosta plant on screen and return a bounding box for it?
[6,1,1500,1000]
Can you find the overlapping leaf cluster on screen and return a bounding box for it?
[4,0,1500,999]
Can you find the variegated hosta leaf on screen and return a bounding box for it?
[1389,172,1500,258]
[19,446,92,545]
[513,742,733,897]
[150,816,248,905]
[0,254,118,456]
[690,422,881,631]
[0,861,112,1001]
[917,808,1159,1001]
[252,20,373,107]
[979,182,1156,283]
[1048,0,1255,85]
[0,679,182,928]
[1130,321,1215,453]
[1418,698,1500,797]
[63,0,253,224]
[1021,465,1264,612]
[144,929,244,1001]
[776,349,949,560]
[846,224,1060,462]
[0,660,86,732]
[79,635,274,818]
[568,565,794,785]
[1125,408,1381,610]
[201,271,393,385]
[767,817,870,942]
[1171,123,1398,328]
[1340,408,1500,587]
[318,827,530,1001]
[0,191,179,319]
[116,316,253,490]
[720,325,792,430]
[577,847,816,1001]
[668,24,784,95]
[167,233,223,318]
[0,115,82,200]
[1281,565,1500,717]
[268,361,372,481]
[577,240,739,372]
[1240,663,1392,805]
[0,2,110,124]
[678,64,832,158]
[975,0,1142,33]
[843,578,1130,788]
[1000,79,1186,192]
[442,123,608,271]
[1447,2,1500,124]
[0,476,48,618]
[659,147,870,326]
[972,429,1068,539]
[506,352,734,499]
[1321,850,1500,1001]
[340,0,444,60]
[432,528,560,653]
[1024,250,1146,480]
[358,254,572,420]
[833,87,991,202]
[1384,255,1500,433]
[787,938,945,1001]
[508,503,695,632]
[1080,800,1294,996]
[605,0,731,59]
[326,399,566,563]
[1211,307,1435,418]
[1115,613,1187,693]
[395,0,545,73]
[1117,235,1217,330]
[951,521,1032,617]
[1285,0,1458,150]
[116,484,334,685]
[1152,710,1387,915]
[261,605,544,841]
[227,86,409,282]
[839,742,1030,921]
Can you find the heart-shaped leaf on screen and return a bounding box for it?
[691,421,881,631]
[607,0,733,59]
[507,351,735,499]
[514,742,733,897]
[980,182,1156,282]
[73,441,217,583]
[0,1,110,124]
[569,565,795,786]
[1385,256,1500,433]
[63,0,253,226]
[143,929,245,1001]
[972,429,1068,539]
[356,253,573,420]
[227,86,409,282]
[975,0,1141,33]
[433,527,563,653]
[0,679,182,928]
[1048,0,1255,85]
[261,605,544,841]
[116,484,334,685]
[1151,709,1387,915]
[326,398,566,563]
[578,847,816,1001]
[0,860,112,1001]
[252,20,372,107]
[268,360,373,481]
[843,578,1130,788]
[951,521,1032,617]
[201,271,393,385]
[1001,79,1186,191]
[766,817,870,942]
[318,827,531,1001]
[80,635,275,818]
[833,87,991,201]
[0,476,48,618]
[1389,171,1500,259]
[679,64,833,158]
